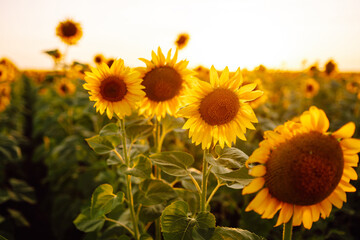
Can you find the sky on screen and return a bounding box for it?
[0,0,360,72]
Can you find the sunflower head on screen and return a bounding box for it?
[56,19,83,45]
[55,78,76,97]
[175,33,190,50]
[303,78,320,98]
[178,66,263,149]
[243,106,359,229]
[94,54,105,65]
[83,59,145,119]
[0,83,11,112]
[136,47,195,120]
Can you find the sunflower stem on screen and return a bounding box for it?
[200,149,209,212]
[120,119,140,240]
[283,216,293,240]
[205,180,224,209]
[154,118,163,240]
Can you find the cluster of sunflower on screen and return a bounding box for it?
[0,58,18,112]
[81,39,359,238]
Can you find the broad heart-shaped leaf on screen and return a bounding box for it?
[210,227,265,240]
[161,201,216,240]
[208,146,249,169]
[120,155,152,178]
[86,134,121,154]
[106,151,123,165]
[90,184,124,218]
[150,151,194,177]
[161,115,185,133]
[135,179,177,206]
[119,155,152,178]
[206,147,252,189]
[73,207,105,233]
[99,122,121,137]
[126,120,154,141]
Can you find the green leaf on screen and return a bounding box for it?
[0,190,10,204]
[126,119,154,141]
[135,179,177,206]
[174,188,199,214]
[85,135,121,154]
[140,233,154,240]
[161,201,216,240]
[120,155,152,178]
[162,115,185,133]
[210,146,249,169]
[73,207,105,232]
[206,147,252,189]
[106,151,123,165]
[8,178,36,204]
[210,227,265,240]
[8,209,30,227]
[90,184,125,218]
[150,151,194,177]
[100,122,121,136]
[139,204,164,223]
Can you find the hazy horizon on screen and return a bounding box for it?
[1,0,359,72]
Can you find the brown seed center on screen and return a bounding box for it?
[100,76,127,102]
[265,131,344,206]
[61,22,77,37]
[142,66,183,102]
[95,57,102,63]
[177,36,187,45]
[60,84,69,94]
[306,84,314,92]
[199,88,240,126]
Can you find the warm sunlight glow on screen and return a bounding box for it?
[0,0,359,71]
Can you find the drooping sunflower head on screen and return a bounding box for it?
[243,106,359,229]
[303,78,320,98]
[83,59,145,119]
[56,19,83,45]
[178,66,263,149]
[175,33,190,50]
[136,47,195,120]
[94,54,105,65]
[55,78,76,97]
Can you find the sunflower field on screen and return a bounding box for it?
[0,18,360,240]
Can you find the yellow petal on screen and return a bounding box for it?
[310,205,320,222]
[339,180,356,192]
[332,122,356,138]
[341,138,360,153]
[249,165,267,177]
[328,192,343,209]
[302,207,313,229]
[275,203,293,227]
[242,177,265,195]
[316,109,330,133]
[209,66,219,87]
[343,166,358,180]
[245,188,269,212]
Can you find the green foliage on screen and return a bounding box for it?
[73,207,105,233]
[90,184,124,218]
[210,227,265,240]
[119,155,152,178]
[135,179,177,206]
[206,147,252,189]
[161,201,216,240]
[150,151,194,177]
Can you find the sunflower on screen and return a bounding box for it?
[0,65,8,83]
[175,33,190,50]
[55,78,76,97]
[243,106,359,229]
[94,54,105,65]
[0,83,11,112]
[83,59,145,119]
[178,66,263,149]
[56,19,83,45]
[137,47,195,120]
[303,78,320,98]
[249,78,267,109]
